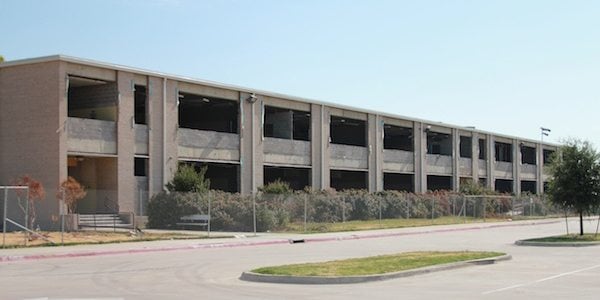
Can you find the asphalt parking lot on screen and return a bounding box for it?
[1,218,600,300]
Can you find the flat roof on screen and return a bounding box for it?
[0,55,557,147]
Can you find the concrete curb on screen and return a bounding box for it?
[239,254,512,284]
[515,239,600,247]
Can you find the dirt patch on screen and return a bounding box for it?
[1,231,204,248]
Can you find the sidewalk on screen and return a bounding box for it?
[0,218,565,263]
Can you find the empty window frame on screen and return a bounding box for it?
[330,169,368,191]
[68,76,118,121]
[263,106,310,141]
[263,166,311,191]
[183,161,240,193]
[521,145,536,165]
[427,175,453,191]
[134,157,148,176]
[178,92,238,133]
[543,149,555,164]
[330,116,366,147]
[478,139,486,160]
[134,85,147,125]
[459,136,472,158]
[495,179,513,193]
[427,131,452,156]
[383,173,414,192]
[521,180,537,194]
[495,142,512,162]
[384,124,413,151]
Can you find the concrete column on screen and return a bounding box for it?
[310,104,329,190]
[452,128,460,191]
[368,114,382,192]
[116,71,135,213]
[414,122,427,193]
[536,142,544,194]
[240,92,263,194]
[487,134,495,191]
[513,139,521,195]
[472,132,479,183]
[147,77,163,195]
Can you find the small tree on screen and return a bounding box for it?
[0,55,4,63]
[12,175,46,229]
[57,177,87,214]
[547,139,600,235]
[165,164,210,193]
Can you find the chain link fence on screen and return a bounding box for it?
[145,190,568,234]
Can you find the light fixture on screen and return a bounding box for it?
[246,93,258,103]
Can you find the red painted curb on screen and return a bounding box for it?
[0,219,561,263]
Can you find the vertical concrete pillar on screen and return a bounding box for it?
[240,92,263,194]
[147,77,163,196]
[368,114,382,192]
[487,134,495,191]
[536,143,544,194]
[471,132,479,183]
[513,139,521,195]
[116,71,135,212]
[310,104,325,190]
[322,106,331,189]
[452,128,460,191]
[414,122,427,193]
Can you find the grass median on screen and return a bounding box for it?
[522,234,600,243]
[281,216,521,233]
[252,251,504,277]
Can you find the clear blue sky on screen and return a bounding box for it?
[2,0,599,147]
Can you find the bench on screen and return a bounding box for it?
[176,214,210,230]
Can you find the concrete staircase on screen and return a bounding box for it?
[78,214,133,229]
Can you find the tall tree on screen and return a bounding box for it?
[547,139,600,235]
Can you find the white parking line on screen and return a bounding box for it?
[482,263,600,295]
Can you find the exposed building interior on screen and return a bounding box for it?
[134,85,147,125]
[521,180,537,194]
[543,149,555,164]
[521,145,536,164]
[495,179,513,193]
[134,157,148,177]
[427,131,452,155]
[263,166,310,190]
[460,136,472,158]
[495,142,513,162]
[67,156,118,213]
[383,173,414,192]
[184,161,240,193]
[330,116,366,147]
[68,76,118,121]
[383,124,413,151]
[478,138,486,159]
[330,169,367,190]
[427,175,452,191]
[178,92,238,133]
[263,106,310,141]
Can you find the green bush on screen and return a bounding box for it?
[147,192,205,228]
[166,164,209,193]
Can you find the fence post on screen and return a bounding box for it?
[252,194,257,236]
[431,198,435,222]
[304,194,307,233]
[24,188,29,245]
[3,188,7,248]
[342,196,346,223]
[207,191,211,238]
[61,189,65,245]
[379,195,382,228]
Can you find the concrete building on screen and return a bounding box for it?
[0,55,556,228]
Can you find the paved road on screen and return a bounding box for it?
[2,218,600,299]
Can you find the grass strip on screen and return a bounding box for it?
[524,234,600,243]
[281,216,545,233]
[252,251,504,277]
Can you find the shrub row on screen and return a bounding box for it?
[147,190,554,231]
